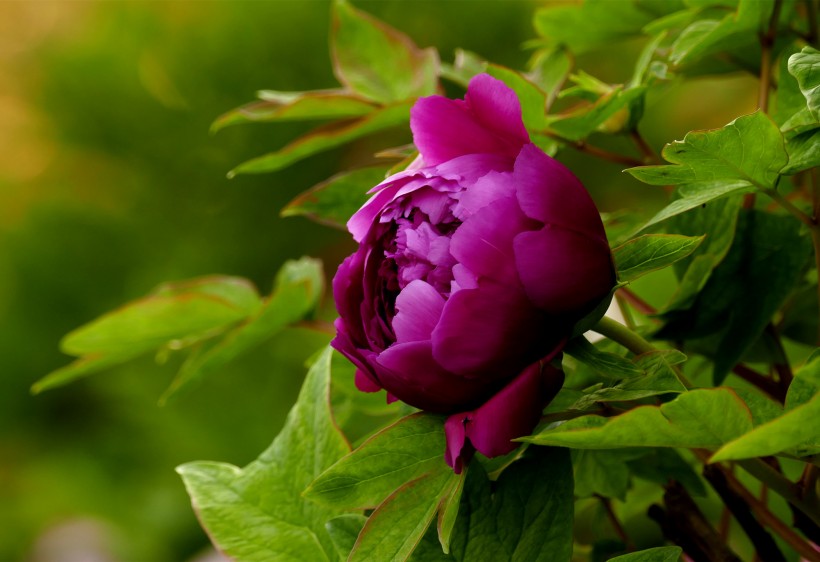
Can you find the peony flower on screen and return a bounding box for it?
[332,74,615,472]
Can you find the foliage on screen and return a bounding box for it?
[29,0,820,561]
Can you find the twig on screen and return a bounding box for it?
[703,465,787,562]
[614,293,637,329]
[720,464,820,561]
[629,130,660,165]
[543,131,645,167]
[731,364,786,403]
[758,0,783,113]
[597,495,635,551]
[736,458,820,527]
[648,482,742,562]
[617,286,657,316]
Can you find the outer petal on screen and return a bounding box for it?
[375,340,497,413]
[444,357,565,471]
[449,194,537,287]
[514,144,607,241]
[411,74,529,166]
[431,280,552,378]
[392,280,445,343]
[514,225,615,315]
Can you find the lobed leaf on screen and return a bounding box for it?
[547,86,646,141]
[626,111,788,190]
[522,388,754,450]
[614,233,704,282]
[331,0,438,104]
[177,347,350,562]
[564,337,645,381]
[788,46,820,120]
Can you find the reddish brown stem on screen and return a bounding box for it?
[616,286,657,316]
[597,495,635,551]
[731,364,785,403]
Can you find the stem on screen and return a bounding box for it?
[764,323,794,388]
[806,0,818,44]
[761,187,817,228]
[617,286,657,316]
[614,292,637,329]
[731,364,785,403]
[703,465,787,562]
[737,458,820,527]
[721,464,820,561]
[630,129,660,165]
[543,131,645,167]
[758,0,782,113]
[597,495,635,551]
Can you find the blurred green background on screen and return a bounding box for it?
[0,1,760,560]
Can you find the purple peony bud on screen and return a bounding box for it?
[332,74,615,472]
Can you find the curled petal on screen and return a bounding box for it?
[375,340,496,413]
[392,280,445,343]
[449,195,537,287]
[411,75,529,166]
[514,144,607,241]
[514,225,615,315]
[431,280,553,378]
[444,357,565,472]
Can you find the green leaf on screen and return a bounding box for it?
[229,102,412,176]
[176,347,350,562]
[282,166,387,229]
[774,45,807,127]
[211,90,377,132]
[661,195,742,310]
[614,234,704,282]
[161,258,324,401]
[326,514,367,560]
[788,46,820,120]
[626,111,788,190]
[152,276,262,315]
[32,350,150,394]
[522,388,753,450]
[61,279,256,356]
[534,1,657,54]
[569,350,687,411]
[564,338,645,381]
[573,449,643,500]
[448,449,574,562]
[786,353,820,410]
[436,471,466,554]
[669,0,770,66]
[439,49,487,89]
[608,546,682,561]
[548,86,646,141]
[331,0,438,104]
[782,128,820,175]
[627,448,706,496]
[349,470,456,562]
[634,181,752,234]
[305,413,448,510]
[658,211,812,383]
[528,47,572,110]
[487,64,548,130]
[710,392,820,461]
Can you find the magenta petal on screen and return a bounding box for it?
[449,195,536,286]
[355,368,382,392]
[392,280,445,343]
[513,144,607,240]
[375,340,494,412]
[465,74,530,149]
[466,360,565,458]
[514,225,615,315]
[444,414,470,474]
[410,75,529,166]
[431,280,544,378]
